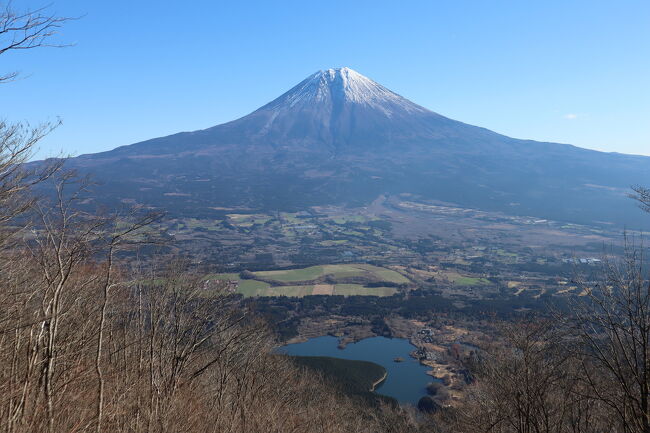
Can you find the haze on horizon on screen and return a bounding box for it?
[3,0,649,160]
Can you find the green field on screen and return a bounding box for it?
[356,264,410,284]
[253,263,409,284]
[237,280,271,296]
[254,265,330,282]
[266,285,314,297]
[318,240,348,246]
[207,264,406,298]
[204,273,272,297]
[438,270,491,287]
[453,276,491,286]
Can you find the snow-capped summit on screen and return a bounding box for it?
[212,67,454,149]
[267,67,429,117]
[73,67,650,228]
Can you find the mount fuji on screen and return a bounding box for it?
[61,67,650,226]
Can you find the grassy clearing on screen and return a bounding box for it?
[254,264,369,282]
[237,280,271,297]
[330,215,367,224]
[354,264,410,284]
[254,266,327,282]
[437,270,491,286]
[266,285,315,297]
[454,276,491,286]
[318,240,348,246]
[322,264,368,278]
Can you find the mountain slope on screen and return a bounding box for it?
[63,67,650,226]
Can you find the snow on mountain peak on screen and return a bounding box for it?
[268,67,428,117]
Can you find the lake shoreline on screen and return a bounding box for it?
[280,335,432,404]
[370,371,388,392]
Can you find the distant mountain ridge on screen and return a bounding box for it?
[61,67,650,226]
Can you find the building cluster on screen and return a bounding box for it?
[561,257,602,265]
[414,347,439,361]
[417,327,435,344]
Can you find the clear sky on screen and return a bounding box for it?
[4,0,649,159]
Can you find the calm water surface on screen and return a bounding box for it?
[280,336,434,405]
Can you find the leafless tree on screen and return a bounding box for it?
[0,170,418,433]
[456,319,612,433]
[570,236,650,433]
[0,2,70,243]
[1,2,72,83]
[631,186,650,214]
[0,122,56,219]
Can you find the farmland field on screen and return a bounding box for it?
[234,282,396,298]
[454,277,491,286]
[237,280,271,296]
[438,270,492,286]
[333,284,397,297]
[253,264,409,284]
[208,263,406,297]
[254,266,330,282]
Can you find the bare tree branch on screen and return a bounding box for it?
[0,2,74,83]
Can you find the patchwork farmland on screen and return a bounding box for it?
[207,264,410,298]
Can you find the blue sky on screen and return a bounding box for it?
[3,0,649,159]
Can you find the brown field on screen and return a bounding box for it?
[313,284,335,295]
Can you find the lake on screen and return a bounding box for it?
[279,336,435,405]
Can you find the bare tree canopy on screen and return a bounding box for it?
[0,2,71,233]
[631,185,650,214]
[569,238,650,433]
[0,1,71,82]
